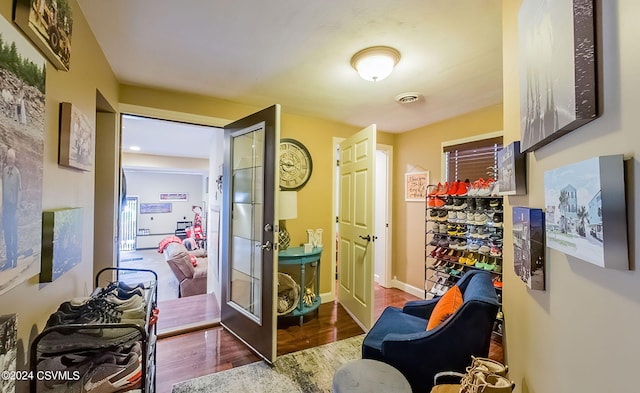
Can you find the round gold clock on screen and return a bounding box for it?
[279,138,312,190]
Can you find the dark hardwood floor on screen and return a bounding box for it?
[155,284,503,393]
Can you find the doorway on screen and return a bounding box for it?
[117,113,224,335]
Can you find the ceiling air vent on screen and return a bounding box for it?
[395,92,422,104]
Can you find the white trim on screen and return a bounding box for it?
[119,103,230,127]
[320,290,335,303]
[440,130,504,182]
[376,143,393,288]
[391,278,426,299]
[331,137,345,303]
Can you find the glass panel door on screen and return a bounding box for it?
[230,128,264,320]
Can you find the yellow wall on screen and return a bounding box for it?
[119,85,395,295]
[503,1,640,392]
[0,0,119,384]
[392,104,503,290]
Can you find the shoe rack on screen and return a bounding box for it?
[30,267,158,393]
[425,180,504,337]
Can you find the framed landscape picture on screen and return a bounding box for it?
[544,155,628,269]
[0,14,45,295]
[518,0,599,152]
[13,0,73,71]
[40,208,83,283]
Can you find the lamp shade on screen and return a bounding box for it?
[279,191,298,220]
[351,46,401,82]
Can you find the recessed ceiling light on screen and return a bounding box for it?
[129,146,141,151]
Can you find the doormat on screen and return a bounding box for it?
[172,334,364,393]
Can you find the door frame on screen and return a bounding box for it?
[330,138,393,302]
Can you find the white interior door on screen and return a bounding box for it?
[221,105,280,363]
[337,124,376,330]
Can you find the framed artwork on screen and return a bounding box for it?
[0,314,17,393]
[405,171,429,202]
[497,141,527,196]
[544,155,628,269]
[0,14,45,295]
[518,0,599,152]
[59,102,95,171]
[160,192,189,201]
[40,208,83,283]
[13,0,73,71]
[513,207,545,290]
[140,202,172,214]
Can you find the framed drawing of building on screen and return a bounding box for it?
[544,155,628,269]
[513,207,545,290]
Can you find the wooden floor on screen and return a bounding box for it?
[155,285,503,393]
[156,293,220,335]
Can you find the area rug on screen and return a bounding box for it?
[172,334,364,393]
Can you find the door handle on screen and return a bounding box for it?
[256,240,272,251]
[372,235,378,242]
[359,235,371,242]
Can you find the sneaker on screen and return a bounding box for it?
[456,179,471,196]
[489,198,502,209]
[447,225,457,236]
[476,180,492,197]
[453,199,467,210]
[474,212,489,225]
[447,181,460,196]
[468,225,478,237]
[467,179,484,196]
[429,197,445,208]
[443,197,455,210]
[428,183,442,197]
[436,210,447,222]
[456,211,466,223]
[429,209,439,220]
[436,182,450,196]
[468,242,480,252]
[479,244,491,254]
[448,211,457,221]
[490,245,503,257]
[492,213,503,228]
[83,351,142,392]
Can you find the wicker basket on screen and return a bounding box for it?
[277,272,300,315]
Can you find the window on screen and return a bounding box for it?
[443,136,503,182]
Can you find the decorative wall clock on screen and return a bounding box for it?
[279,138,312,190]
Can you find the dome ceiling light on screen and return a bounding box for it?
[350,46,401,82]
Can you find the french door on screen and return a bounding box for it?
[220,105,280,363]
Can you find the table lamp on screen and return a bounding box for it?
[278,191,298,250]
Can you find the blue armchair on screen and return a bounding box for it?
[362,270,499,393]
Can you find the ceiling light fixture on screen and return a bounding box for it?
[350,46,401,82]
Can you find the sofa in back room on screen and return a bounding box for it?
[162,242,208,297]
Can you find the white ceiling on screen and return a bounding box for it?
[78,0,503,137]
[121,114,218,159]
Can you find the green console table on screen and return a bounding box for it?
[278,246,322,324]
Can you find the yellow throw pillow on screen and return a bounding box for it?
[426,285,463,330]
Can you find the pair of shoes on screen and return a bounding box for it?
[459,357,514,393]
[428,196,445,207]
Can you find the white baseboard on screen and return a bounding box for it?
[391,279,425,299]
[321,280,424,304]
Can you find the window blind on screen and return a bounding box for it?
[443,136,503,182]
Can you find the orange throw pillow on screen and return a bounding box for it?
[426,285,463,330]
